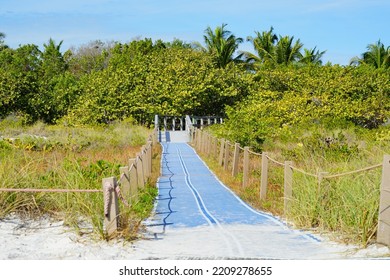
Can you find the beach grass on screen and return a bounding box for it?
[0,119,158,240]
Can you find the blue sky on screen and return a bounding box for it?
[0,0,389,65]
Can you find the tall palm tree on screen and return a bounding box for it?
[244,27,304,67]
[300,47,326,65]
[244,27,278,65]
[275,35,303,66]
[197,23,243,68]
[350,40,390,69]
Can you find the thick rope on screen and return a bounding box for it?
[0,188,102,193]
[103,177,130,217]
[323,163,382,179]
[266,155,285,167]
[248,150,262,156]
[116,173,130,207]
[103,182,113,217]
[289,166,318,178]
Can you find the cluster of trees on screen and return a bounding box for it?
[0,25,389,139]
[220,66,390,150]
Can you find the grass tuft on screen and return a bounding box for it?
[0,119,159,241]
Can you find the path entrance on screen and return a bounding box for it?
[133,131,351,259]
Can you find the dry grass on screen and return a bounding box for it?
[192,126,389,246]
[0,120,159,240]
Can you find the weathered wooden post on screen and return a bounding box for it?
[154,115,159,145]
[147,141,153,177]
[199,130,204,153]
[142,148,149,182]
[103,177,119,237]
[242,146,250,188]
[119,166,130,200]
[232,143,240,177]
[260,152,269,200]
[207,133,212,156]
[284,161,293,215]
[213,136,218,159]
[378,155,390,246]
[129,158,138,198]
[224,140,230,171]
[201,131,206,154]
[136,154,145,188]
[192,129,197,146]
[219,138,225,166]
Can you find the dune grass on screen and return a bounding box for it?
[197,124,390,246]
[0,119,159,240]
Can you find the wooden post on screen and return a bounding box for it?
[140,146,146,179]
[103,177,119,237]
[213,137,218,159]
[147,141,153,177]
[193,129,197,146]
[378,155,390,246]
[207,133,212,156]
[136,154,145,188]
[197,129,202,150]
[202,132,206,154]
[203,132,207,154]
[189,127,193,143]
[119,166,130,200]
[153,129,158,145]
[129,158,138,198]
[224,140,230,171]
[242,146,250,188]
[219,139,225,166]
[260,152,269,200]
[284,161,293,215]
[232,143,240,177]
[199,130,204,153]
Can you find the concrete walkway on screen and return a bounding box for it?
[134,134,357,259]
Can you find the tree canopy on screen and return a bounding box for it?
[0,25,388,132]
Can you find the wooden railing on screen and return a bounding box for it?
[190,128,390,247]
[102,131,157,237]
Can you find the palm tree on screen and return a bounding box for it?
[350,40,390,69]
[196,23,243,68]
[275,35,303,66]
[300,47,326,65]
[244,27,278,65]
[244,27,304,67]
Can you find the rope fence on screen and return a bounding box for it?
[190,127,390,247]
[0,188,102,193]
[0,128,158,238]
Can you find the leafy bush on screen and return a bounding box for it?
[218,65,390,151]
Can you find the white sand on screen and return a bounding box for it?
[1,214,389,260]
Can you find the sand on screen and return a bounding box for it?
[1,214,389,260]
